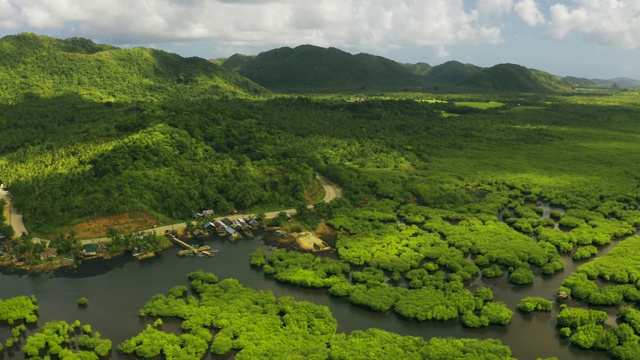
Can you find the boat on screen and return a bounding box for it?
[133,251,156,260]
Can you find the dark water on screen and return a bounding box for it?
[0,235,610,360]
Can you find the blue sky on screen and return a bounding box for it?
[1,0,639,79]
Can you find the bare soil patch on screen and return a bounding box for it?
[51,212,159,239]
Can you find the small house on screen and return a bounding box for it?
[224,226,236,235]
[204,222,216,231]
[202,210,214,216]
[82,244,99,256]
[193,229,205,238]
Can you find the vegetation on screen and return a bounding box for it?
[0,33,266,104]
[106,230,170,255]
[0,199,15,239]
[554,235,640,357]
[123,271,514,359]
[0,295,38,325]
[560,236,640,306]
[517,297,553,313]
[224,44,429,93]
[3,34,640,359]
[78,297,89,306]
[459,63,573,93]
[22,320,112,358]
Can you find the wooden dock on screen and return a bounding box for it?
[167,233,215,257]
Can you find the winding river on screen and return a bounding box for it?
[1,233,611,360]
[0,183,615,359]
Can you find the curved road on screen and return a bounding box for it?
[1,174,343,245]
[0,188,28,237]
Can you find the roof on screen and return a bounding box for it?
[83,244,99,252]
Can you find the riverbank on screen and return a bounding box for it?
[0,253,76,274]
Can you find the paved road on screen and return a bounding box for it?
[0,174,343,245]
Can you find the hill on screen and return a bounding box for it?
[229,44,429,92]
[425,61,483,87]
[0,33,267,103]
[562,76,598,88]
[214,53,256,70]
[402,62,432,76]
[458,63,573,93]
[592,77,640,89]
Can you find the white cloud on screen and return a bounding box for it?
[477,0,514,21]
[0,0,21,28]
[0,0,504,50]
[515,0,545,26]
[549,0,640,48]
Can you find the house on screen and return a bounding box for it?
[202,209,214,216]
[203,222,216,231]
[224,225,236,235]
[221,218,233,227]
[193,229,205,238]
[82,244,99,256]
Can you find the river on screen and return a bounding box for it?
[0,234,611,360]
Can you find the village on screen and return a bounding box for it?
[1,172,341,272]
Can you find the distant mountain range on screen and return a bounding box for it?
[216,44,638,93]
[562,76,640,89]
[1,33,637,103]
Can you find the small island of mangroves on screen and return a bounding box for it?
[2,34,640,359]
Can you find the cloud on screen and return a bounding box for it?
[476,0,514,21]
[0,0,504,50]
[549,0,640,48]
[515,0,545,26]
[0,0,22,28]
[436,45,451,58]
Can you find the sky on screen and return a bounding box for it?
[1,0,639,80]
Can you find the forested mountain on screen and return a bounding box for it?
[221,44,430,92]
[0,33,267,103]
[401,62,432,76]
[213,53,256,70]
[562,76,598,88]
[424,60,483,87]
[458,63,573,92]
[217,45,576,93]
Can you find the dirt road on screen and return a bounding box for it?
[114,174,342,244]
[0,188,28,237]
[0,173,342,245]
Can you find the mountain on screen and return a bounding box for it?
[0,33,267,103]
[458,63,573,93]
[214,53,256,70]
[562,76,598,88]
[402,62,432,76]
[592,77,640,89]
[425,61,483,87]
[228,44,429,92]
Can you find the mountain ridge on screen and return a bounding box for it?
[0,33,268,103]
